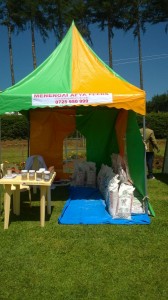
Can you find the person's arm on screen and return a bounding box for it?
[150,131,160,152]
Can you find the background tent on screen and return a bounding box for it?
[0,22,146,204]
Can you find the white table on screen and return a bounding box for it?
[0,172,56,229]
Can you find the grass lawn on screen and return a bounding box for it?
[0,139,168,299]
[0,172,168,300]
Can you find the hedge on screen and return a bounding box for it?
[137,112,168,139]
[0,114,29,140]
[0,112,168,140]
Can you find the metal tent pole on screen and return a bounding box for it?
[0,117,2,215]
[143,115,148,213]
[0,117,1,166]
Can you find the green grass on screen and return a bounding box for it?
[0,172,168,300]
[0,139,168,299]
[0,140,28,164]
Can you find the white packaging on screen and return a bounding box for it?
[114,183,135,219]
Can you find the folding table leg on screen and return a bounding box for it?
[46,187,51,215]
[13,185,20,216]
[40,186,46,227]
[4,185,12,230]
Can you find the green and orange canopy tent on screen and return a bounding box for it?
[0,21,145,115]
[0,22,150,212]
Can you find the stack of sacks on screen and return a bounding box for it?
[97,164,115,200]
[71,161,96,187]
[97,164,134,220]
[96,157,142,220]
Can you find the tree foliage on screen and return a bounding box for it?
[1,111,167,140]
[0,0,24,85]
[0,0,167,93]
[88,0,128,68]
[137,111,168,138]
[146,93,168,113]
[146,0,168,32]
[1,115,29,140]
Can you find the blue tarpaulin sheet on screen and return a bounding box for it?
[58,187,151,225]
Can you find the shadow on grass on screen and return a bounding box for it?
[10,185,70,223]
[13,207,51,222]
[51,185,70,201]
[154,172,168,184]
[9,201,53,223]
[0,185,70,226]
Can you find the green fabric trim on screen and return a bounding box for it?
[126,111,145,196]
[148,201,156,217]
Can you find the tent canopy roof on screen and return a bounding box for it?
[0,22,146,115]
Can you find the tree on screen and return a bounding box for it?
[88,0,128,68]
[63,0,92,43]
[0,0,23,85]
[41,0,66,43]
[147,0,168,32]
[146,92,168,113]
[18,0,50,69]
[44,0,92,44]
[122,0,151,90]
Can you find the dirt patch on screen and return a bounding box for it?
[154,156,164,170]
[153,139,166,170]
[1,140,28,147]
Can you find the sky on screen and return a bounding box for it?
[0,22,168,101]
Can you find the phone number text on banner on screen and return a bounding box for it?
[32,93,113,106]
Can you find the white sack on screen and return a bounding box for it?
[114,183,135,220]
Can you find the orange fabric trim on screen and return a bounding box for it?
[30,108,76,179]
[115,110,128,157]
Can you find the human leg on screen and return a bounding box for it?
[146,152,154,178]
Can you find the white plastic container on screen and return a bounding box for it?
[29,170,35,180]
[21,170,28,180]
[7,168,12,176]
[36,170,43,181]
[44,171,50,181]
[39,168,46,179]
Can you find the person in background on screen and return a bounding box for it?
[140,123,160,179]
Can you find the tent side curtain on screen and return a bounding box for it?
[29,107,145,196]
[29,108,76,179]
[76,107,145,196]
[76,107,119,170]
[126,111,145,196]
